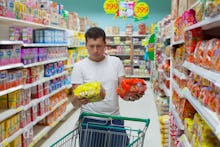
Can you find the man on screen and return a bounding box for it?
[70,27,144,147]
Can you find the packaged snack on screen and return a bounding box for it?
[203,0,220,19]
[38,101,45,116]
[73,81,105,102]
[194,40,206,66]
[182,9,197,27]
[216,87,220,119]
[0,70,7,90]
[0,94,8,109]
[211,39,220,72]
[116,78,146,100]
[31,84,43,99]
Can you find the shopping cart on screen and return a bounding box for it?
[50,112,150,147]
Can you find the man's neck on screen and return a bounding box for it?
[89,55,105,62]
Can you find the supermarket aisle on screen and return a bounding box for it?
[39,82,161,147]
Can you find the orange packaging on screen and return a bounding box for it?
[0,70,7,91]
[216,87,220,119]
[194,40,205,65]
[211,39,220,72]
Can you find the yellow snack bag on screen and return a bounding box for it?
[73,82,104,102]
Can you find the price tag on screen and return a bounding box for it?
[2,141,9,146]
[134,2,149,18]
[103,0,119,14]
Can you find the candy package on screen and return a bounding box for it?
[116,78,146,99]
[73,82,105,102]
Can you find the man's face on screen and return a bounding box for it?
[86,37,106,62]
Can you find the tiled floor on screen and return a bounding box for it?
[38,82,162,147]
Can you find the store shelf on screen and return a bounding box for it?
[107,43,129,46]
[172,80,184,98]
[125,75,150,79]
[0,40,23,45]
[160,83,170,97]
[0,129,23,146]
[23,71,67,89]
[68,45,85,48]
[185,15,220,31]
[0,63,24,71]
[183,61,220,87]
[64,65,74,69]
[29,103,74,147]
[171,39,184,46]
[162,71,170,81]
[109,54,130,57]
[179,134,191,147]
[0,16,72,31]
[0,85,23,97]
[183,88,220,139]
[171,104,184,130]
[23,43,68,47]
[173,68,187,79]
[23,57,67,68]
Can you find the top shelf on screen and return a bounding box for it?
[185,15,220,31]
[0,16,75,32]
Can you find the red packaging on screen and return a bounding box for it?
[0,70,7,90]
[194,40,206,65]
[38,101,45,116]
[31,84,43,99]
[211,39,220,72]
[116,78,147,99]
[31,105,38,122]
[216,87,220,119]
[26,109,31,124]
[43,81,50,96]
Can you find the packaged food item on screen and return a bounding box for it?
[211,39,220,72]
[73,81,105,102]
[8,90,21,109]
[203,0,220,19]
[116,78,146,100]
[194,40,206,66]
[0,70,7,91]
[31,83,43,99]
[138,23,146,35]
[182,9,197,27]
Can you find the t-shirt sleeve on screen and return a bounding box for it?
[71,63,84,84]
[117,58,125,77]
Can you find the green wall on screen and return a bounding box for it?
[53,0,171,31]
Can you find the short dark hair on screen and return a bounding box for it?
[85,27,106,43]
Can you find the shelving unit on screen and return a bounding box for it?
[171,104,184,130]
[0,10,80,146]
[183,61,220,87]
[106,34,149,79]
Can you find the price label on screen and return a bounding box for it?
[134,2,149,18]
[103,0,119,14]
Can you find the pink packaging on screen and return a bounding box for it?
[9,27,21,41]
[14,45,21,63]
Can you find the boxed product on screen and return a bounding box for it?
[73,81,105,102]
[126,24,133,35]
[0,121,5,142]
[138,23,146,35]
[9,27,21,41]
[20,111,26,128]
[38,101,45,116]
[203,0,220,19]
[31,83,43,99]
[8,90,21,109]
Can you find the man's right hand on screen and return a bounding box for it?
[68,94,90,108]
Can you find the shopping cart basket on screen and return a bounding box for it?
[50,112,150,147]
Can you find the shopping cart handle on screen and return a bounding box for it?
[80,112,150,127]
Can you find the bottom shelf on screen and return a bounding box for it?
[29,103,74,147]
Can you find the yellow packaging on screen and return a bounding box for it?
[0,95,8,109]
[73,82,104,102]
[10,135,22,147]
[8,90,21,109]
[5,118,13,138]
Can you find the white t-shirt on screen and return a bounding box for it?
[71,55,125,115]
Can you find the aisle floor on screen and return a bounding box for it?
[39,82,162,147]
